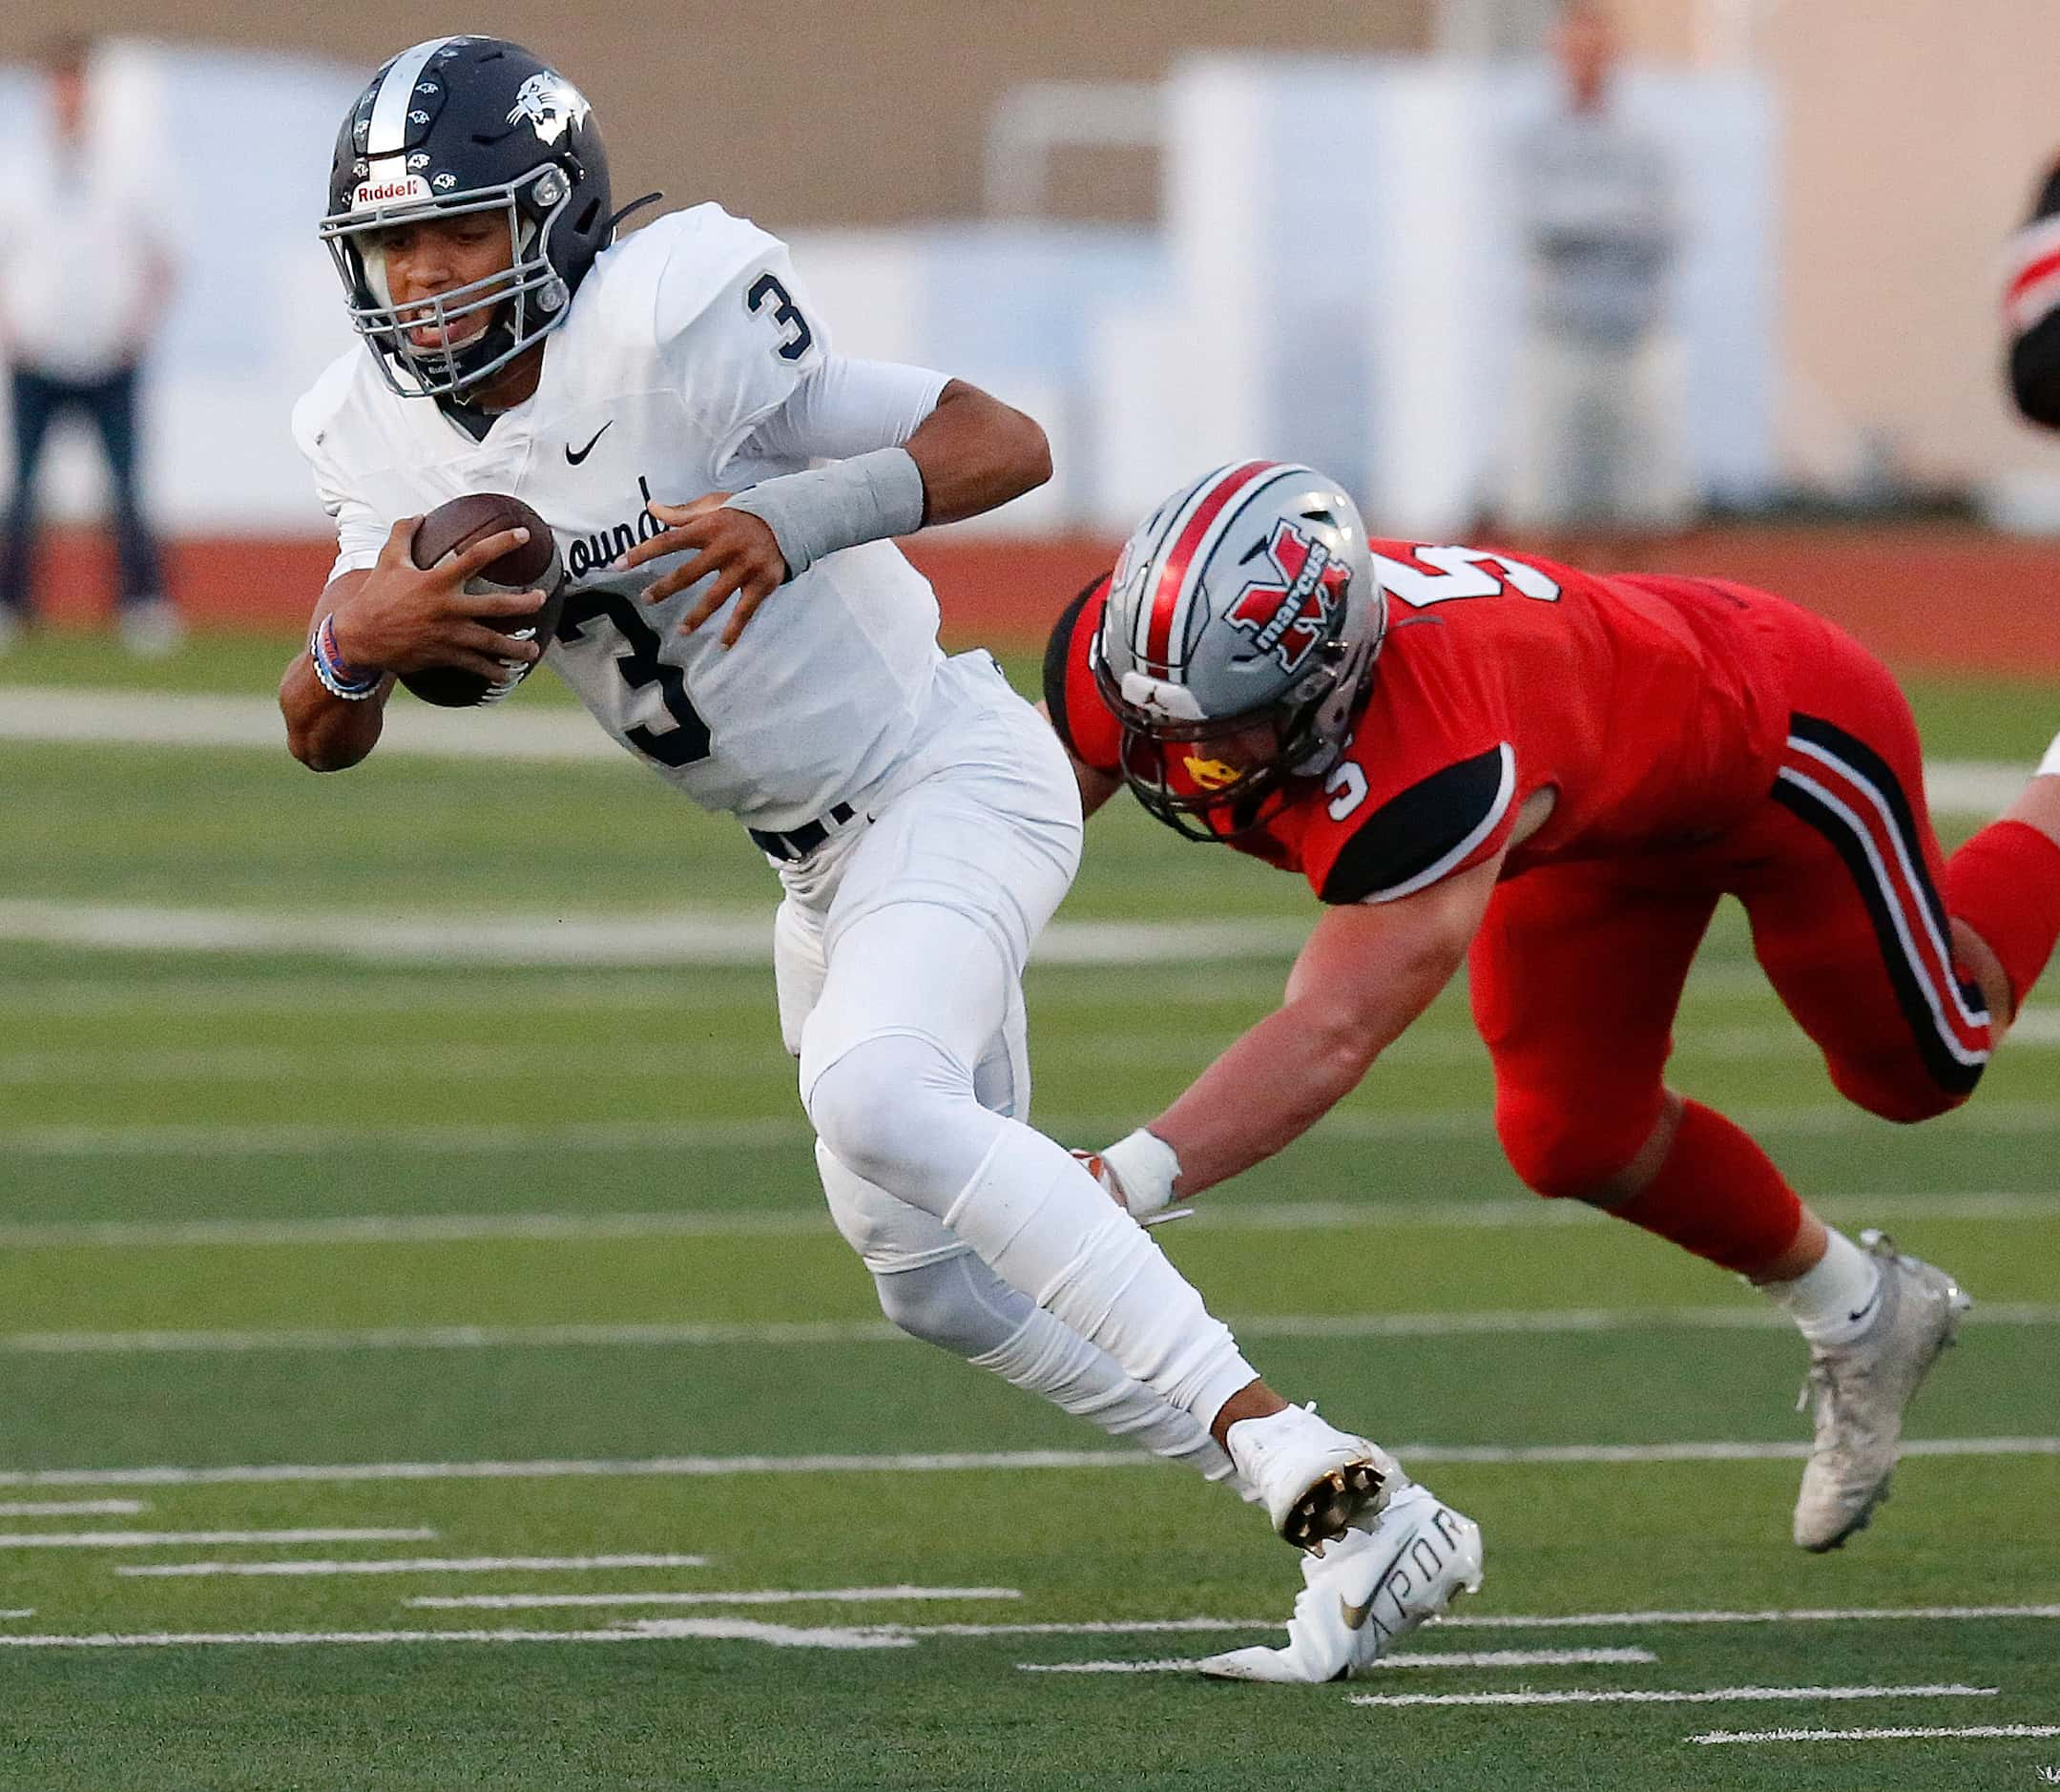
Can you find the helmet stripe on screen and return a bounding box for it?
[366,37,459,155]
[1141,459,1281,667]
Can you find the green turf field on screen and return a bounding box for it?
[1,632,2056,1790]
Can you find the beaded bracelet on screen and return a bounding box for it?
[309,613,382,700]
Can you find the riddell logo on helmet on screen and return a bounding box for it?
[353,174,432,209]
[1227,519,1348,674]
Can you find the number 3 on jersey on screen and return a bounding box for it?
[746,272,813,363]
[555,588,713,766]
[1371,546,1560,609]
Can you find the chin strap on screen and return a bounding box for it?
[605,191,664,234]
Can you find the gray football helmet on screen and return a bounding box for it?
[1092,461,1386,838]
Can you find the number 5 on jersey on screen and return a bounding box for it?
[1372,547,1561,609]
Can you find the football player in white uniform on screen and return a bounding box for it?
[280,37,1395,1568]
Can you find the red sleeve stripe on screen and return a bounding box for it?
[1135,459,1282,667]
[2003,217,2060,330]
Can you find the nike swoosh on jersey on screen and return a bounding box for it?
[565,421,614,465]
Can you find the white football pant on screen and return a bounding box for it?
[771,654,1252,1478]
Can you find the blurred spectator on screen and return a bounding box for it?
[0,35,179,656]
[2004,156,2060,429]
[1500,1,1690,535]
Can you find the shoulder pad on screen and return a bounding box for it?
[290,347,377,463]
[1319,743,1516,905]
[639,203,789,342]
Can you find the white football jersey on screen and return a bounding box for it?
[293,204,947,829]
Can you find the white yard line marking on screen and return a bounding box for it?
[3,1440,2057,1492]
[0,1210,835,1249]
[1443,1603,2060,1629]
[0,688,625,761]
[0,1610,33,1619]
[892,1606,2060,1638]
[1021,1647,1657,1674]
[0,1619,912,1652]
[10,1305,2057,1359]
[0,1500,145,1516]
[116,1552,711,1580]
[0,970,1296,1018]
[0,1320,905,1355]
[9,911,2059,980]
[0,1527,433,1549]
[1347,1683,1997,1710]
[7,689,2024,817]
[0,1450,1145,1490]
[0,1189,2047,1252]
[1690,1724,2060,1745]
[0,900,1300,969]
[29,1020,2050,1087]
[407,1586,1021,1612]
[11,1100,2058,1158]
[0,1119,804,1158]
[1405,1438,2060,1465]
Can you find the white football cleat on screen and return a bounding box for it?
[1792,1229,1971,1552]
[1225,1403,1393,1552]
[1200,1481,1485,1683]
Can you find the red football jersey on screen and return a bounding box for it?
[1045,542,1801,905]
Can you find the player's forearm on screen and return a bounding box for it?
[1148,997,1393,1197]
[904,381,1051,527]
[280,654,389,771]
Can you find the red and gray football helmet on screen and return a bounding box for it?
[1092,461,1386,838]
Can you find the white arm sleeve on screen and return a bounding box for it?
[737,357,949,464]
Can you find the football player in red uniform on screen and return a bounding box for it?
[1043,461,2060,1680]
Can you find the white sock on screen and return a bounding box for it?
[971,1307,1248,1491]
[870,1251,1248,1493]
[944,1131,1260,1429]
[2039,731,2060,779]
[1756,1228,1882,1346]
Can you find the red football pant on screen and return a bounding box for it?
[1473,606,2055,1274]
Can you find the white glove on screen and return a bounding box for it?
[1073,1128,1186,1225]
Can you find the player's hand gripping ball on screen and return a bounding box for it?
[402,493,567,708]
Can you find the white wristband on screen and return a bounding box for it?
[1101,1128,1182,1221]
[724,447,926,581]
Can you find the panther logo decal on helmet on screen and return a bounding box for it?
[506,73,590,146]
[1227,519,1349,676]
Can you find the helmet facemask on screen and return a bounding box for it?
[322,171,575,402]
[1097,617,1374,843]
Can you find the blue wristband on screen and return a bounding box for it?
[309,613,380,699]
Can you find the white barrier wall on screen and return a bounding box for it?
[0,48,1773,540]
[1149,54,1779,536]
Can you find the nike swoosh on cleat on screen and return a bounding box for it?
[565,421,614,466]
[1339,1536,1416,1632]
[1846,1285,1884,1325]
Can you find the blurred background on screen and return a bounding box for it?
[1,15,2057,1775]
[1,0,2058,668]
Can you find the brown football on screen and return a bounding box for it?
[402,492,567,709]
